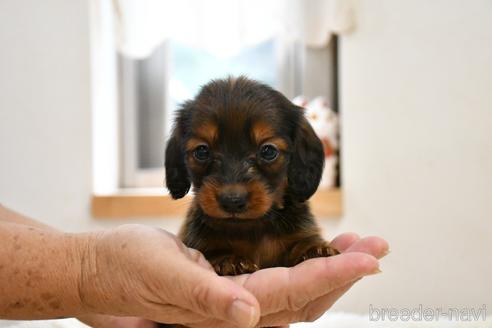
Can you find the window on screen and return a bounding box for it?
[120,39,306,188]
[92,0,341,192]
[90,0,345,217]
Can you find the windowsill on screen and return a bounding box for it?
[91,189,342,219]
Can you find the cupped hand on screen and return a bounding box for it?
[245,233,388,327]
[79,224,260,327]
[78,225,387,328]
[196,232,388,328]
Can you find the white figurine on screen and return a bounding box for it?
[304,97,339,189]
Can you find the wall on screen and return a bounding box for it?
[329,0,492,314]
[0,0,181,233]
[0,0,95,231]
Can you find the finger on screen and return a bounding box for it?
[77,314,159,328]
[258,282,355,326]
[234,252,379,316]
[259,238,389,327]
[146,302,248,327]
[186,317,260,328]
[141,303,207,325]
[329,232,360,252]
[299,282,355,323]
[173,259,260,328]
[110,317,158,328]
[186,247,215,271]
[344,236,389,259]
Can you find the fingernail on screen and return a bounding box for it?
[368,268,382,275]
[382,249,391,257]
[229,299,258,328]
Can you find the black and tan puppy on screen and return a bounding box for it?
[165,76,338,276]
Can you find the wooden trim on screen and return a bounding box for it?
[92,189,342,219]
[310,189,343,219]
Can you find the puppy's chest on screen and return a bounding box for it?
[229,236,287,268]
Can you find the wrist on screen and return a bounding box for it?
[64,230,104,315]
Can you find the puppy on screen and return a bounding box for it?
[164,76,339,276]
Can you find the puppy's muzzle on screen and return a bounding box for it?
[217,187,248,214]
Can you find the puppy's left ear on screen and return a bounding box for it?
[287,113,325,202]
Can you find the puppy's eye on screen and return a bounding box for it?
[193,145,210,161]
[259,144,279,162]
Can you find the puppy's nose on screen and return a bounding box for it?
[218,191,248,214]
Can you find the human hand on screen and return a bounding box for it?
[77,313,156,328]
[243,233,388,327]
[77,226,387,328]
[195,233,388,327]
[77,224,260,327]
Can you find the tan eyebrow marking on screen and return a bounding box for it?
[252,121,275,144]
[194,121,218,145]
[266,137,288,152]
[185,138,207,152]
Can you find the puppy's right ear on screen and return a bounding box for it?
[165,110,191,199]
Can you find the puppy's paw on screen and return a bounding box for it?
[295,242,339,265]
[210,256,259,276]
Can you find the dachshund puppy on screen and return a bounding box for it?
[165,76,339,276]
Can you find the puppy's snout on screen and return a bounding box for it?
[218,188,248,214]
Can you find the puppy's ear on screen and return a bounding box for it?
[165,109,191,199]
[287,113,325,202]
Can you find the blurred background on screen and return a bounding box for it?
[0,0,491,325]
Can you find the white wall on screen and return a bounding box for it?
[0,0,181,233]
[328,0,492,314]
[0,0,95,231]
[1,0,491,317]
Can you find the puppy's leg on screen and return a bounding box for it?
[287,234,339,266]
[209,254,259,276]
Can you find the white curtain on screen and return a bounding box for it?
[112,0,355,59]
[302,0,355,48]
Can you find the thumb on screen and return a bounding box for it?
[174,261,260,328]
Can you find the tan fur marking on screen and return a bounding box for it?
[197,180,230,219]
[195,121,218,145]
[185,137,206,152]
[236,180,273,219]
[197,179,273,220]
[252,121,275,144]
[268,137,288,151]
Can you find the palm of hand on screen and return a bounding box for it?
[86,226,387,328]
[156,231,387,327]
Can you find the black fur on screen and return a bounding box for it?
[158,77,336,328]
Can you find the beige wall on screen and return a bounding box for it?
[0,0,491,316]
[327,0,492,313]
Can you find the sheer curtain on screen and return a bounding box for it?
[112,0,355,59]
[113,0,355,187]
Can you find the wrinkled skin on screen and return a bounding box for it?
[78,225,388,328]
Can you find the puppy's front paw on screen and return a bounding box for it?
[295,242,339,265]
[210,256,259,276]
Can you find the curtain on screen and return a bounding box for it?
[112,0,355,59]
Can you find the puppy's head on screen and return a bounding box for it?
[165,77,324,219]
